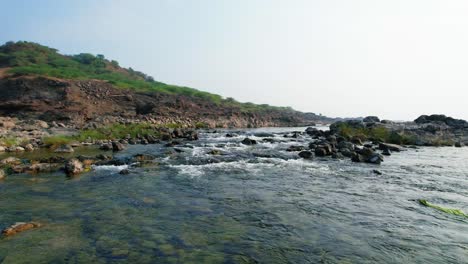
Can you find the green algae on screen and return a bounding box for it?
[418,199,468,217]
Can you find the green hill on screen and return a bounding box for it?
[0,41,293,113]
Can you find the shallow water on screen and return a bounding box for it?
[0,127,467,263]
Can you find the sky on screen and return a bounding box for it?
[2,0,468,120]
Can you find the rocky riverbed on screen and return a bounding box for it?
[1,126,467,263]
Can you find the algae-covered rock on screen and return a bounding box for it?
[418,199,468,217]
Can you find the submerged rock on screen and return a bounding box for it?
[372,169,383,175]
[54,144,74,153]
[2,222,42,236]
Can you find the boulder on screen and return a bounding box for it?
[119,169,130,175]
[112,141,125,152]
[99,143,112,151]
[241,138,257,145]
[354,147,384,164]
[1,120,16,129]
[2,222,42,236]
[54,144,74,153]
[0,157,21,166]
[363,116,380,123]
[24,144,34,152]
[314,147,328,157]
[455,141,465,148]
[65,159,84,176]
[0,169,5,180]
[298,151,313,159]
[379,143,404,152]
[382,148,391,156]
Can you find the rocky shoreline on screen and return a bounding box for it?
[0,114,467,180]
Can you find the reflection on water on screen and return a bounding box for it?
[0,127,467,263]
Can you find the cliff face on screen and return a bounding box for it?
[0,75,325,128]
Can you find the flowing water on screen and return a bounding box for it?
[0,127,467,263]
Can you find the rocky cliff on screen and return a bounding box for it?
[0,75,328,129]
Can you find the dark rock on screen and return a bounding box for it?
[99,143,112,151]
[372,170,383,175]
[314,147,328,157]
[287,145,305,152]
[299,151,313,159]
[241,138,257,145]
[112,141,125,152]
[455,141,465,148]
[253,132,274,137]
[332,152,345,159]
[379,143,403,152]
[382,148,391,156]
[363,116,380,123]
[119,169,130,175]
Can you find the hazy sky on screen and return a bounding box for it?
[2,0,468,120]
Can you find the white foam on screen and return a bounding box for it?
[92,164,129,172]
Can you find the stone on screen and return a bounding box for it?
[314,147,328,157]
[24,144,34,152]
[54,144,74,153]
[0,157,21,166]
[0,169,5,180]
[379,143,404,152]
[1,121,16,129]
[298,151,313,159]
[455,141,465,148]
[241,138,257,145]
[382,148,391,156]
[2,222,42,236]
[208,149,222,155]
[119,169,130,175]
[363,116,380,123]
[100,143,112,151]
[372,170,383,175]
[112,141,125,151]
[286,145,305,152]
[36,120,49,129]
[65,159,84,176]
[0,146,5,152]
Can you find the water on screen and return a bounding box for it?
[0,127,467,263]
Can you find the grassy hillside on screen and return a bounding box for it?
[0,41,294,113]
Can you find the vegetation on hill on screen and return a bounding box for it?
[0,41,295,113]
